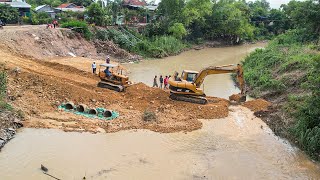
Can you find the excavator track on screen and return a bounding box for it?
[98,81,124,92]
[169,93,208,105]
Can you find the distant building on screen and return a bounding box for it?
[0,0,31,17]
[123,0,147,10]
[35,5,56,18]
[56,3,85,12]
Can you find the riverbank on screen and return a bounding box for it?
[242,30,320,161]
[0,110,23,150]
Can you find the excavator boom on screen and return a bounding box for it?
[168,64,246,104]
[194,64,245,94]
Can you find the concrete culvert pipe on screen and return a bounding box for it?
[65,102,75,110]
[103,110,113,118]
[76,104,87,113]
[88,108,98,115]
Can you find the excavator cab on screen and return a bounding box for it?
[181,70,198,82]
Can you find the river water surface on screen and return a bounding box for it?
[126,43,265,98]
[0,43,319,179]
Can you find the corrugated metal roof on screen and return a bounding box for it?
[55,7,85,12]
[35,4,46,11]
[0,1,31,8]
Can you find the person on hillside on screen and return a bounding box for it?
[153,75,158,87]
[159,75,164,89]
[164,76,169,89]
[52,19,58,28]
[106,56,110,64]
[92,62,96,74]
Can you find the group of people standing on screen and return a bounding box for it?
[91,56,111,74]
[153,75,171,89]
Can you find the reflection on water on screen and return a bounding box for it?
[0,107,319,179]
[125,43,265,99]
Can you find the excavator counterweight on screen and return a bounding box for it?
[168,64,246,104]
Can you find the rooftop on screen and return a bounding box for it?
[0,1,31,8]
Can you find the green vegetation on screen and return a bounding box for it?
[150,0,285,43]
[94,28,186,58]
[0,71,12,111]
[0,4,19,24]
[61,20,92,40]
[243,0,320,161]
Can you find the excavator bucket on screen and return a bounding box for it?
[229,93,246,103]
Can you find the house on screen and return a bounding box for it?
[123,0,147,10]
[55,3,85,12]
[35,5,56,18]
[0,0,31,17]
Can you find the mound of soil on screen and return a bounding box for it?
[0,25,138,62]
[243,99,271,112]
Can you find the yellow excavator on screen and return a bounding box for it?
[168,64,246,104]
[97,63,132,92]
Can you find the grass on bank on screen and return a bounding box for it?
[94,28,186,58]
[242,29,320,161]
[0,71,12,111]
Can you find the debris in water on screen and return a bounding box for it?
[41,164,48,172]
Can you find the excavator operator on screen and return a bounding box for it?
[104,67,112,77]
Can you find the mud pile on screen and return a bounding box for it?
[243,99,271,112]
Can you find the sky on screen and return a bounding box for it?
[147,0,293,9]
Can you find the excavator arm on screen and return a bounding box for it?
[194,64,245,94]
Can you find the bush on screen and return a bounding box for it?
[61,20,92,40]
[0,4,19,24]
[132,36,186,58]
[291,55,320,160]
[168,23,187,40]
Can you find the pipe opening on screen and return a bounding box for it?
[88,109,98,115]
[103,110,112,118]
[65,103,74,110]
[76,104,86,113]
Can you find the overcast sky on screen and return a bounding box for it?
[148,0,293,9]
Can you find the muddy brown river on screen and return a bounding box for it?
[0,43,319,179]
[126,43,265,98]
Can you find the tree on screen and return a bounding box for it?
[0,4,19,24]
[205,1,254,43]
[267,9,289,35]
[168,23,187,39]
[181,0,212,26]
[157,0,185,21]
[85,3,106,26]
[283,0,320,35]
[70,0,93,7]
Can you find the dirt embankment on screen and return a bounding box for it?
[0,40,230,133]
[0,26,270,135]
[0,25,138,62]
